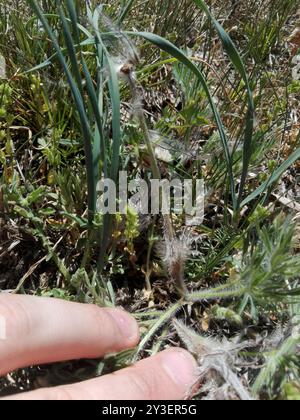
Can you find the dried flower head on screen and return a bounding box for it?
[157,233,191,296]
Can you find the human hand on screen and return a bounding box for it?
[0,295,197,400]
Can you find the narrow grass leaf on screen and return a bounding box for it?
[241,147,300,207]
[57,2,83,95]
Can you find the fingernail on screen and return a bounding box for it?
[161,348,198,389]
[107,308,140,344]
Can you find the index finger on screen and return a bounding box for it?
[0,294,139,376]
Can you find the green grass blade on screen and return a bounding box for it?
[107,57,121,183]
[81,59,105,187]
[56,2,83,95]
[241,147,300,207]
[24,37,95,74]
[95,42,107,177]
[26,13,93,38]
[66,0,81,45]
[97,54,122,272]
[85,5,122,272]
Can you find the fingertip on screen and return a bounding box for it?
[160,348,198,394]
[106,308,140,347]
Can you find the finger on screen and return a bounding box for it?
[0,295,139,376]
[5,348,198,400]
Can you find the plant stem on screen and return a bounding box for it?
[187,282,247,302]
[133,301,182,361]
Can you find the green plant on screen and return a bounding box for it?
[253,304,300,398]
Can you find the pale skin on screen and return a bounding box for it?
[0,295,198,400]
